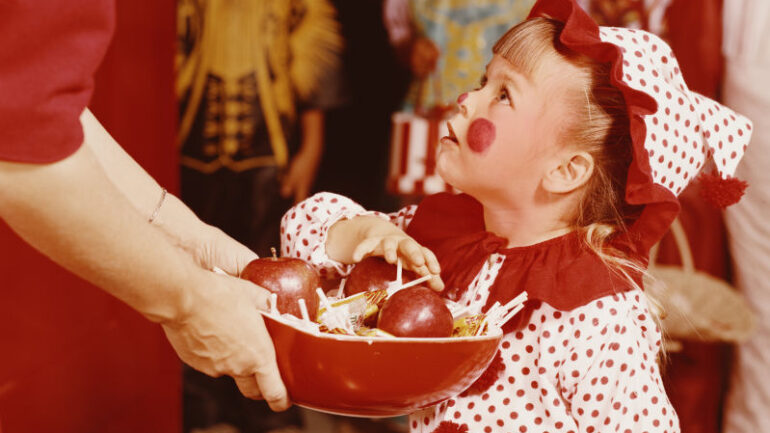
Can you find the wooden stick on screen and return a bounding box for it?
[298,298,310,322]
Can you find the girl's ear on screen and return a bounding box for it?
[542,151,594,194]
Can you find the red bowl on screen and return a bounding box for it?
[263,313,502,417]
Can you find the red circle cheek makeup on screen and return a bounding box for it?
[467,118,496,153]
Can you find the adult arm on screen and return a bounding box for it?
[0,137,288,410]
[80,109,256,276]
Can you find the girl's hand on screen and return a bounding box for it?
[329,216,443,290]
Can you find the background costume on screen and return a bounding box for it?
[384,0,536,110]
[176,0,343,257]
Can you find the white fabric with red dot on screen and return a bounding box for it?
[598,26,753,196]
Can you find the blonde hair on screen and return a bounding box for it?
[494,19,664,323]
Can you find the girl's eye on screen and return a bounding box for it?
[497,87,511,105]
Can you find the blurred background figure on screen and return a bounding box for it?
[176,1,342,432]
[177,0,342,257]
[721,1,770,432]
[384,0,535,111]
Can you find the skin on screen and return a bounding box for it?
[437,53,595,247]
[281,109,325,204]
[0,109,289,410]
[327,52,596,278]
[467,118,496,153]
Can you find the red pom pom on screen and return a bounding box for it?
[431,421,469,433]
[464,350,505,395]
[698,172,748,209]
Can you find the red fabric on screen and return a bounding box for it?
[664,0,724,100]
[657,185,732,433]
[698,171,748,209]
[464,350,505,395]
[0,0,114,163]
[0,1,180,432]
[406,193,640,312]
[528,0,681,257]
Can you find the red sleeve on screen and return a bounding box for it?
[0,0,115,163]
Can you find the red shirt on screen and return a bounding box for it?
[0,0,114,163]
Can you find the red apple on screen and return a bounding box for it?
[345,256,417,296]
[377,286,453,338]
[241,249,320,320]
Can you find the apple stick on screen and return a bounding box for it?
[396,258,403,290]
[497,303,526,328]
[316,287,348,330]
[336,278,347,299]
[298,298,311,323]
[270,293,279,315]
[396,274,432,291]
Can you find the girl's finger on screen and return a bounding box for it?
[399,239,425,268]
[382,237,399,264]
[352,237,381,262]
[427,274,445,291]
[422,247,441,275]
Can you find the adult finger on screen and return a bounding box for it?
[234,375,263,400]
[253,361,290,411]
[238,278,272,311]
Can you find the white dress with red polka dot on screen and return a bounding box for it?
[280,192,680,433]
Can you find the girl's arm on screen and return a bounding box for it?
[557,295,677,432]
[81,109,255,276]
[280,192,441,289]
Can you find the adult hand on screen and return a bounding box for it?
[192,224,258,277]
[161,270,290,411]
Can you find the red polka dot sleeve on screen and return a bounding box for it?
[559,294,677,433]
[279,192,418,279]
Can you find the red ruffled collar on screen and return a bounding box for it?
[406,193,641,312]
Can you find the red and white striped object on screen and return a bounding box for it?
[388,111,456,196]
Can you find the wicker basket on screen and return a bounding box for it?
[645,218,756,344]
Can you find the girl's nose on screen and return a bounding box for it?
[456,93,469,117]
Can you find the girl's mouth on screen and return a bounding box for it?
[442,122,460,146]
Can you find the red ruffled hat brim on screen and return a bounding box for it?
[528,0,680,258]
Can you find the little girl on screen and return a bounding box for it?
[280,0,752,431]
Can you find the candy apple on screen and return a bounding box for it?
[377,286,453,338]
[345,256,417,296]
[241,248,320,320]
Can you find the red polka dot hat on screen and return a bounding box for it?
[528,0,753,254]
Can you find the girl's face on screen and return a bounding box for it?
[437,54,578,205]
